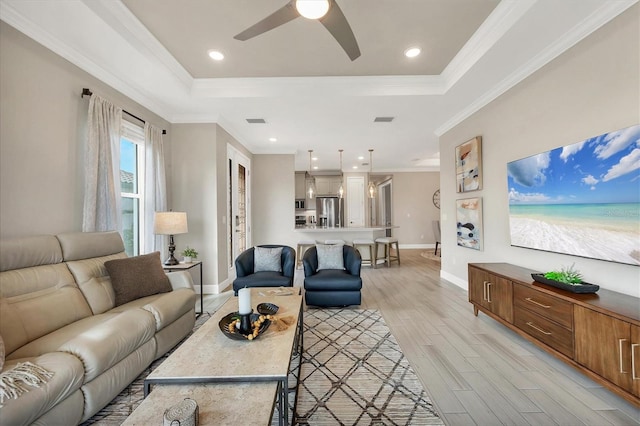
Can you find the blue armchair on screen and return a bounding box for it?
[303,245,362,307]
[232,245,296,295]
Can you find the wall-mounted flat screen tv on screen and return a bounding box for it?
[507,124,640,266]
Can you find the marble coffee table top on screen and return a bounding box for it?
[146,287,302,383]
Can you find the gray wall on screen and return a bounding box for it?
[252,155,296,248]
[392,172,440,246]
[0,22,172,239]
[439,5,640,297]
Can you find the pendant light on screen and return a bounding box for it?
[337,149,345,199]
[368,149,376,198]
[296,0,330,19]
[307,150,316,199]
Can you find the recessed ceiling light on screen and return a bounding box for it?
[208,50,224,61]
[313,166,318,170]
[358,156,364,160]
[352,166,358,169]
[312,157,318,161]
[269,137,277,142]
[404,47,421,58]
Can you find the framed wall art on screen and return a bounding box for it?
[455,136,482,192]
[456,197,483,250]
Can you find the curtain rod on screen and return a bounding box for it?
[81,88,166,135]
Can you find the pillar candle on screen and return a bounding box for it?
[238,287,251,314]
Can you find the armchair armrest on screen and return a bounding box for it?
[302,247,319,277]
[234,248,255,277]
[344,245,362,276]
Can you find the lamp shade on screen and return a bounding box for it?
[153,212,188,235]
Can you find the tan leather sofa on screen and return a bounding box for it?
[0,231,197,425]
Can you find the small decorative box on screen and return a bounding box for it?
[163,398,199,426]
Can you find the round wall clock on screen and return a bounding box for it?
[432,189,440,209]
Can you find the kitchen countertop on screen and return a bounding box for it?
[294,225,398,232]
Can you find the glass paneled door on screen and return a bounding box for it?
[228,146,251,276]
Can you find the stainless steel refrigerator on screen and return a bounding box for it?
[316,197,344,228]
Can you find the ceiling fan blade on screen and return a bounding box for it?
[234,2,300,41]
[319,0,361,61]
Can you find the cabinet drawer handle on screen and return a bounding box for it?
[632,343,639,380]
[483,281,488,301]
[525,321,551,335]
[487,282,492,303]
[619,339,628,373]
[525,297,551,309]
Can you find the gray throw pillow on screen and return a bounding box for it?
[105,251,172,306]
[254,246,283,273]
[316,244,345,270]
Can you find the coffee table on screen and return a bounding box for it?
[143,287,303,426]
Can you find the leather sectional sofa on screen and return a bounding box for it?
[0,231,197,425]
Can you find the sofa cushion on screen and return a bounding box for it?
[105,252,172,307]
[0,352,84,426]
[65,253,127,314]
[0,235,63,273]
[0,263,93,356]
[8,309,156,382]
[254,246,283,273]
[316,244,345,270]
[108,288,196,332]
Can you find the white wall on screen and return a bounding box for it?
[439,5,640,297]
[392,172,440,247]
[251,155,296,248]
[0,22,172,239]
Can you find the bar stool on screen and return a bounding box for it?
[353,239,376,268]
[323,239,346,245]
[296,240,315,269]
[374,237,400,267]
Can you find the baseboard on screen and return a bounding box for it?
[201,277,231,295]
[398,243,435,249]
[440,270,468,291]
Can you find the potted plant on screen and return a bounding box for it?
[182,246,198,263]
[531,263,599,293]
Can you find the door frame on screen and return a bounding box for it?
[378,179,393,237]
[227,145,251,279]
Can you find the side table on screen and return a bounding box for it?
[162,261,204,318]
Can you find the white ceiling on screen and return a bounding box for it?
[1,0,637,172]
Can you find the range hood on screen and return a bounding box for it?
[309,170,342,176]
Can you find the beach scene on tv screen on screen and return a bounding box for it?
[507,124,640,266]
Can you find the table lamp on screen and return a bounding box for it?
[153,211,188,265]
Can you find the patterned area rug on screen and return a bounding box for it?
[295,309,442,425]
[83,309,441,425]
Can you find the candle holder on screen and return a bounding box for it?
[238,310,253,335]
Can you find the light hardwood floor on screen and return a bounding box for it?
[293,249,640,426]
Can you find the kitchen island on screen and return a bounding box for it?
[294,225,398,244]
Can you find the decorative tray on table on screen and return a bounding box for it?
[219,312,271,341]
[531,273,600,294]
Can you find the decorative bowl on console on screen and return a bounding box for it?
[531,273,599,294]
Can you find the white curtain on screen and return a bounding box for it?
[144,123,168,254]
[83,95,122,232]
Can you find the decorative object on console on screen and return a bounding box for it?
[181,246,198,263]
[153,211,188,265]
[455,136,482,193]
[507,123,640,266]
[456,197,483,250]
[531,264,600,293]
[432,189,440,209]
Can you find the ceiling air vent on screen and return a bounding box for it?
[246,118,266,124]
[374,117,394,123]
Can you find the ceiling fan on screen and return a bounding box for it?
[233,0,361,61]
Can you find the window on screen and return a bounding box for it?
[120,120,145,256]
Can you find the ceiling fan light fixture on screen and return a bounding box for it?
[404,47,421,58]
[296,0,330,19]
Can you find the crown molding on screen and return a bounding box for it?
[435,0,639,136]
[441,0,537,91]
[0,0,174,121]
